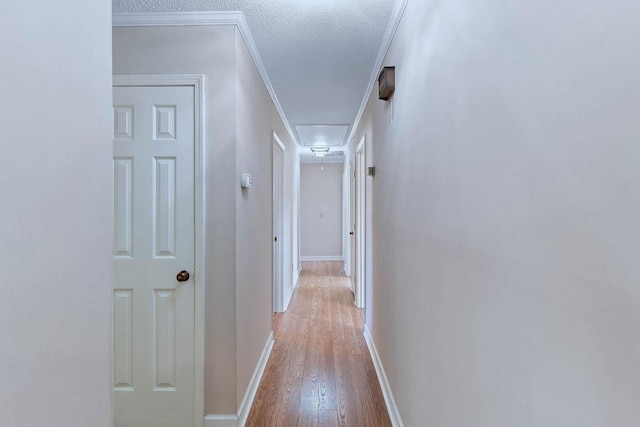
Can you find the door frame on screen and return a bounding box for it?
[347,157,356,288]
[354,135,366,309]
[112,74,205,427]
[343,159,353,278]
[272,131,286,313]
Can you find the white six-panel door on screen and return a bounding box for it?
[113,86,195,427]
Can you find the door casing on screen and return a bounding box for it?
[354,135,366,309]
[348,157,356,291]
[272,131,286,313]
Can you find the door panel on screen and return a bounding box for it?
[114,290,134,391]
[114,158,133,257]
[113,86,195,427]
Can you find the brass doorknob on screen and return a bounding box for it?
[176,270,190,282]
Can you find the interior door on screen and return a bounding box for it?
[272,138,285,313]
[349,157,356,294]
[113,85,195,427]
[355,139,366,308]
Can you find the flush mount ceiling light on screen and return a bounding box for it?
[310,147,330,157]
[295,125,350,147]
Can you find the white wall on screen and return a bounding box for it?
[300,163,344,260]
[350,0,640,425]
[114,25,240,414]
[113,23,299,419]
[234,27,298,410]
[0,2,113,426]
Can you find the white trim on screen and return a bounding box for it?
[234,18,298,145]
[272,130,286,151]
[113,74,206,427]
[237,332,275,427]
[355,134,366,154]
[300,256,343,262]
[364,325,404,427]
[113,74,204,87]
[354,136,366,309]
[112,12,297,146]
[342,158,353,278]
[346,0,410,147]
[203,414,238,427]
[204,334,274,426]
[113,11,243,27]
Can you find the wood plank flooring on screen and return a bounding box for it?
[247,262,391,427]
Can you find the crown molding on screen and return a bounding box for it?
[112,12,298,146]
[346,0,410,149]
[112,11,243,27]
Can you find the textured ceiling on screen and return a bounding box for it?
[113,0,396,153]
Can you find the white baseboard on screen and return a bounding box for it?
[204,331,274,427]
[237,331,275,426]
[364,324,404,427]
[204,414,238,427]
[204,332,274,427]
[300,256,343,262]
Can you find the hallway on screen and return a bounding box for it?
[6,1,640,425]
[247,262,391,426]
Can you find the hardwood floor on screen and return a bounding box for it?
[246,262,391,427]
